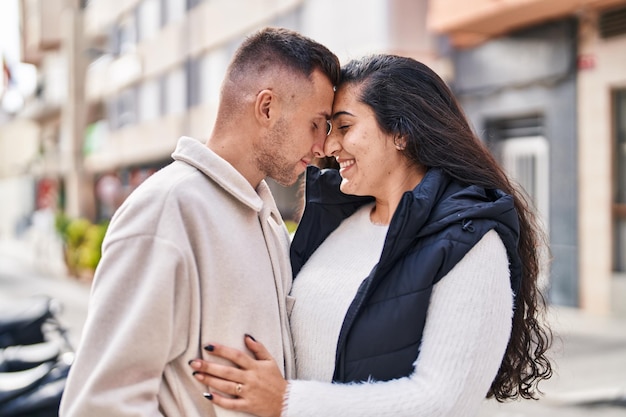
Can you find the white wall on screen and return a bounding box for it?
[0,176,35,239]
[301,0,390,63]
[578,12,626,314]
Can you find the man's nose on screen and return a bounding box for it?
[312,125,330,158]
[323,130,340,157]
[312,137,325,158]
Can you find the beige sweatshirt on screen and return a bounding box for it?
[60,136,295,417]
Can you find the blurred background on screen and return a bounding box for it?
[0,0,626,415]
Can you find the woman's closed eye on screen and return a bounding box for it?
[338,124,351,132]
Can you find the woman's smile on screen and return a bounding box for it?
[338,158,355,175]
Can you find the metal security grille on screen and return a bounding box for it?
[485,115,544,140]
[600,6,626,39]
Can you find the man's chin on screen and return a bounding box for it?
[269,166,306,187]
[272,175,298,187]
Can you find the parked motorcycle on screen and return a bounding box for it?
[0,296,74,417]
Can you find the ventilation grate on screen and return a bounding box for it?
[599,6,626,39]
[485,115,544,141]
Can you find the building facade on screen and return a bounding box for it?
[6,0,625,315]
[428,0,626,315]
[7,0,437,261]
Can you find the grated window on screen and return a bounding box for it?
[599,6,626,39]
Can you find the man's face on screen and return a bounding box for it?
[256,69,334,186]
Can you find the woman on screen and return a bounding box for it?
[188,54,553,417]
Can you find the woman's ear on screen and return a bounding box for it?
[393,135,407,151]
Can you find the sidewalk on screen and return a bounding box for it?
[479,306,626,416]
[1,238,625,416]
[0,238,91,348]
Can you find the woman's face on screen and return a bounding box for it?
[325,83,408,198]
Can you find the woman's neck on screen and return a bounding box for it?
[370,167,426,225]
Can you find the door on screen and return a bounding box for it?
[498,135,550,288]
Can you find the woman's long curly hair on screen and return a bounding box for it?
[339,54,553,401]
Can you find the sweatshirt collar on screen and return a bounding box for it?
[171,136,279,216]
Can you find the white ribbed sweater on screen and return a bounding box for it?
[284,206,513,417]
[290,204,388,381]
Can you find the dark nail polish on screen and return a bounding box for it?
[192,371,199,376]
[245,334,256,342]
[188,359,194,365]
[203,392,213,400]
[204,345,214,352]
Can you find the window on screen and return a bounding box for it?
[118,14,138,55]
[137,0,161,41]
[106,97,118,130]
[486,116,550,286]
[121,88,138,128]
[162,0,186,26]
[105,13,138,56]
[108,88,137,130]
[138,79,160,122]
[186,57,201,108]
[163,66,187,115]
[186,0,204,11]
[199,48,229,105]
[614,90,626,272]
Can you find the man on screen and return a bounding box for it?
[60,27,339,417]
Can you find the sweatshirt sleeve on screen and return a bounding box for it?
[283,230,513,417]
[60,235,189,417]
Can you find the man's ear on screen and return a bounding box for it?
[255,89,274,125]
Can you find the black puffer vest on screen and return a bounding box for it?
[291,166,521,383]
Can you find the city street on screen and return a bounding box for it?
[1,238,625,416]
[479,307,626,417]
[0,239,91,349]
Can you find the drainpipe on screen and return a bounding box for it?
[60,1,91,219]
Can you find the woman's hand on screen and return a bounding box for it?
[189,334,287,417]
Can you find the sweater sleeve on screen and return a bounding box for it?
[283,230,513,417]
[60,235,189,417]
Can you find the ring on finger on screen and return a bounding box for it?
[235,383,243,396]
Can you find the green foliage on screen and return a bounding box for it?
[54,212,71,240]
[284,220,298,235]
[55,212,109,278]
[65,218,91,249]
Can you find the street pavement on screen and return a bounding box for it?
[0,238,91,349]
[1,238,625,416]
[479,307,626,416]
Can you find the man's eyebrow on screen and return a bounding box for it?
[332,111,354,120]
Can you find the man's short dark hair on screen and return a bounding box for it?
[228,27,340,86]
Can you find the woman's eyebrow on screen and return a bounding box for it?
[332,111,354,120]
